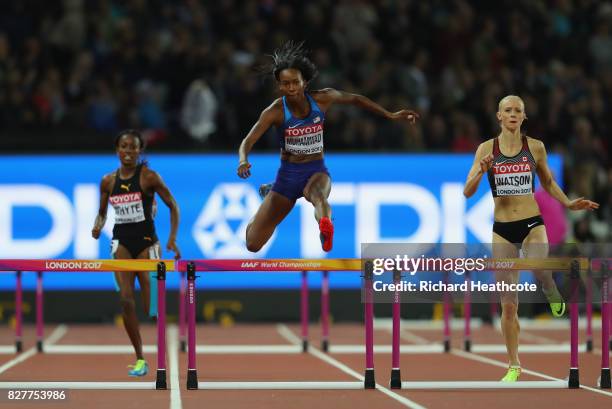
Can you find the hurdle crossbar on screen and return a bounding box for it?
[178,257,590,272]
[400,381,568,389]
[197,381,364,390]
[0,382,156,390]
[0,260,173,390]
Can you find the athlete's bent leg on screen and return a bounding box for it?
[303,172,333,251]
[303,172,331,221]
[246,191,294,252]
[523,226,565,316]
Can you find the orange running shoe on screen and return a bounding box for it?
[319,217,334,252]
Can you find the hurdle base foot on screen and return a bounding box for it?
[156,369,167,390]
[586,339,593,352]
[180,340,186,353]
[302,340,308,353]
[364,369,375,389]
[443,339,450,353]
[568,368,579,388]
[390,369,401,389]
[464,339,471,352]
[187,369,198,390]
[600,369,611,389]
[16,340,22,353]
[322,340,329,353]
[36,341,43,353]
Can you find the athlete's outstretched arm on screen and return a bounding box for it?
[315,88,419,123]
[463,143,493,198]
[238,102,281,179]
[92,175,111,239]
[533,141,599,211]
[145,171,182,258]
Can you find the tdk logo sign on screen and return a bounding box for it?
[0,154,523,260]
[0,182,494,259]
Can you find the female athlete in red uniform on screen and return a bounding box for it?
[464,95,598,381]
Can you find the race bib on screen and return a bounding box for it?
[284,124,324,155]
[109,192,146,224]
[493,162,533,196]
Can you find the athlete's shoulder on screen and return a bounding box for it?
[310,88,339,100]
[479,138,495,151]
[525,135,544,148]
[261,98,284,120]
[141,165,161,183]
[525,136,546,158]
[100,172,115,190]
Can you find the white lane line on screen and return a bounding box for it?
[399,330,430,345]
[277,324,428,409]
[494,325,558,344]
[452,349,612,397]
[168,325,182,409]
[45,324,68,345]
[0,325,67,375]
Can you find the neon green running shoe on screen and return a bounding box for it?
[128,359,148,377]
[501,366,521,382]
[543,287,566,317]
[549,301,566,317]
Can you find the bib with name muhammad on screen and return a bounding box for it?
[487,136,537,197]
[277,93,325,155]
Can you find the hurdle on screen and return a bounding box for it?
[444,258,598,354]
[179,258,369,390]
[387,257,610,390]
[595,259,611,389]
[0,271,23,354]
[0,259,174,390]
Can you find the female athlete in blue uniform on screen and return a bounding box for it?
[464,95,599,381]
[237,42,419,252]
[92,130,181,376]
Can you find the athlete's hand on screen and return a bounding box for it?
[166,238,181,259]
[237,161,252,179]
[388,110,420,124]
[566,197,599,211]
[479,154,494,173]
[91,227,101,239]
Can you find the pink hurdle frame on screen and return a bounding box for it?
[36,271,43,352]
[179,271,187,352]
[463,271,471,352]
[29,264,169,390]
[301,271,309,352]
[600,260,610,389]
[321,271,330,352]
[15,271,23,353]
[155,262,167,389]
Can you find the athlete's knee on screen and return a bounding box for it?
[245,232,263,253]
[500,301,518,317]
[120,296,136,311]
[305,189,327,205]
[245,220,267,252]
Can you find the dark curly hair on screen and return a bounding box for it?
[114,129,145,149]
[269,41,318,83]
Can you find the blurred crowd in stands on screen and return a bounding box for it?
[0,0,610,241]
